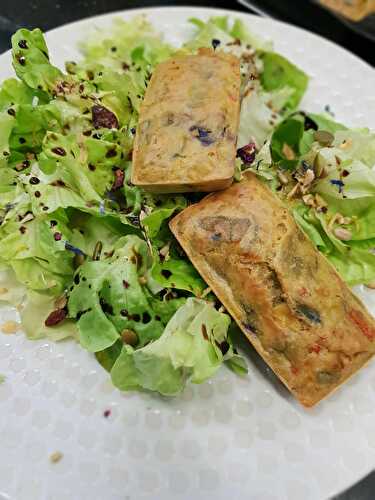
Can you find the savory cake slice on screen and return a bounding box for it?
[170,172,375,407]
[131,48,241,193]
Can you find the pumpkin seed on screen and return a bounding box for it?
[73,253,85,268]
[277,171,289,185]
[313,153,328,178]
[93,241,103,261]
[333,228,352,241]
[121,329,138,346]
[314,130,334,146]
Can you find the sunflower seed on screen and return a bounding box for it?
[333,228,352,241]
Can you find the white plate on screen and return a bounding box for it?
[1,7,375,500]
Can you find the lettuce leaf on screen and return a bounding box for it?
[11,28,63,93]
[68,235,185,352]
[151,258,205,296]
[110,298,241,395]
[0,111,15,167]
[186,17,234,50]
[79,17,173,72]
[21,291,77,341]
[270,114,305,169]
[259,52,308,110]
[238,89,284,149]
[307,113,347,134]
[0,208,74,294]
[293,202,375,285]
[0,265,26,305]
[187,16,271,51]
[0,78,48,110]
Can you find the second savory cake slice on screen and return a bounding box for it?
[170,172,375,407]
[131,48,241,193]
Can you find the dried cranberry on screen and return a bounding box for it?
[111,169,125,190]
[45,308,67,327]
[92,105,119,130]
[52,147,66,156]
[237,143,256,165]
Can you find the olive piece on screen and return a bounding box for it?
[73,253,85,268]
[313,130,334,146]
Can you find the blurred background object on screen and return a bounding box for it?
[0,0,374,62]
[317,0,375,41]
[319,0,375,21]
[238,0,375,62]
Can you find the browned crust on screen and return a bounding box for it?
[170,172,375,407]
[134,176,233,194]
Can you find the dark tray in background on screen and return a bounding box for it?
[1,0,375,66]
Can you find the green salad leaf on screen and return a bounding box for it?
[111,298,241,395]
[308,112,347,134]
[294,204,375,285]
[269,112,347,170]
[259,52,308,110]
[68,235,185,352]
[0,207,74,293]
[238,89,287,149]
[0,112,15,167]
[270,114,305,169]
[21,291,78,341]
[187,16,271,51]
[11,28,63,93]
[0,78,47,110]
[79,16,173,72]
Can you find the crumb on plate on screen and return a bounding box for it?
[50,451,63,463]
[1,321,20,334]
